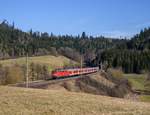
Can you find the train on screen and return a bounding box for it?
[51,67,99,78]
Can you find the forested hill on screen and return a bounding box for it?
[93,28,150,73]
[0,20,127,60]
[0,20,150,73]
[127,28,150,50]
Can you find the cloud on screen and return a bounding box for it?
[135,22,150,28]
[0,19,3,24]
[101,30,132,38]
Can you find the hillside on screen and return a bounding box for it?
[0,55,78,72]
[0,86,150,115]
[44,71,132,98]
[0,55,79,85]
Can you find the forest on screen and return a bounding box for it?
[0,20,150,73]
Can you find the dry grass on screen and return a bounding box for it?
[91,72,115,88]
[108,68,124,79]
[0,86,150,115]
[0,55,78,71]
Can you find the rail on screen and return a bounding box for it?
[9,72,98,89]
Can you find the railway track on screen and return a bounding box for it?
[10,75,81,89]
[9,72,98,89]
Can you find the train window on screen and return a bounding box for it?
[74,71,78,73]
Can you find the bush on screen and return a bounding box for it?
[0,64,7,84]
[145,73,150,91]
[107,68,123,80]
[5,65,24,84]
[111,79,132,98]
[49,47,58,56]
[58,47,81,62]
[36,48,50,56]
[146,72,150,81]
[0,63,49,85]
[29,63,49,81]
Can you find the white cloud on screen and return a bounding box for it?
[0,20,3,24]
[101,30,132,38]
[135,22,150,28]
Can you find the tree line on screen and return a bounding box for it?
[92,49,150,73]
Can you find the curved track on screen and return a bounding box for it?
[10,75,81,88]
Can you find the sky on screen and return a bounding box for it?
[0,0,150,38]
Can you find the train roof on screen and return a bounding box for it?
[53,67,99,72]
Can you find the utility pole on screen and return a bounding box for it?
[100,61,103,71]
[81,55,83,69]
[80,55,83,77]
[26,52,29,88]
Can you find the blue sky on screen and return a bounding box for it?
[0,0,150,38]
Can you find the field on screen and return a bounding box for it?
[123,74,146,91]
[0,86,150,115]
[0,55,78,72]
[124,74,150,102]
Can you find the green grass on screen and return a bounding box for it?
[0,86,150,115]
[124,74,150,103]
[140,95,150,102]
[0,55,78,72]
[123,74,146,90]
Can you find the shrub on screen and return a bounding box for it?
[29,63,49,80]
[5,65,24,84]
[146,72,150,81]
[145,73,150,91]
[49,47,58,56]
[0,64,7,85]
[107,68,123,80]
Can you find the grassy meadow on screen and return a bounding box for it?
[0,55,78,72]
[124,74,150,102]
[0,86,150,115]
[123,74,146,91]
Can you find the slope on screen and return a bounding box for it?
[0,86,150,115]
[0,55,78,71]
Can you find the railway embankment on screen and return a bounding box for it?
[46,71,132,98]
[11,70,132,98]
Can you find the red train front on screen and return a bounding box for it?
[51,67,99,78]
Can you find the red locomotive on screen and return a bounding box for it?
[51,67,99,78]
